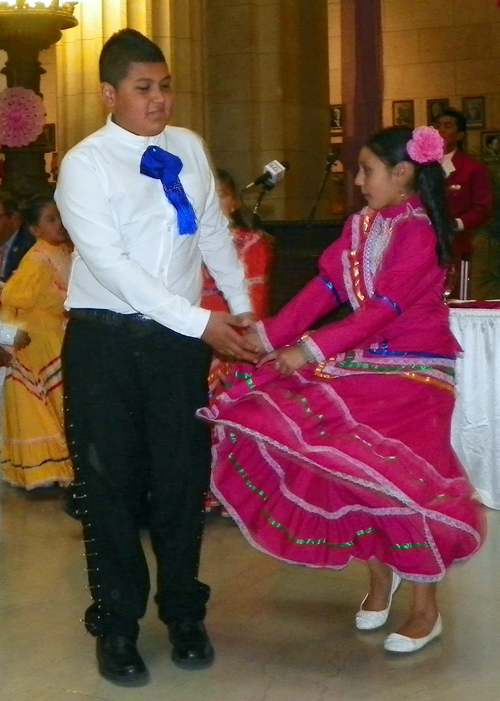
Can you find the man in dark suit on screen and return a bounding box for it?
[0,191,35,284]
[437,109,493,298]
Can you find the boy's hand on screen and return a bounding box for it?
[202,312,261,363]
[236,312,259,325]
[0,347,12,367]
[13,330,31,349]
[242,331,267,356]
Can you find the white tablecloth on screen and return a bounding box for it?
[450,308,500,509]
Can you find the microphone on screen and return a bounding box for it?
[243,160,290,190]
[325,147,340,170]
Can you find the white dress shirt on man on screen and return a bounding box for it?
[55,116,251,339]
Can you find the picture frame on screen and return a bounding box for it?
[462,96,485,129]
[481,130,500,157]
[330,104,343,135]
[392,100,414,128]
[42,123,56,152]
[426,98,449,125]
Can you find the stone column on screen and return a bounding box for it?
[56,2,105,154]
[154,0,206,135]
[206,0,331,220]
[341,0,383,212]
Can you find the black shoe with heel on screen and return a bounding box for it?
[167,619,214,670]
[96,635,149,686]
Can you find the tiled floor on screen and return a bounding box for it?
[0,484,498,701]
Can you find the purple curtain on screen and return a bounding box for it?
[341,0,383,212]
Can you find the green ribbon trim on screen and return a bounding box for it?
[338,360,455,377]
[234,371,256,389]
[227,433,429,551]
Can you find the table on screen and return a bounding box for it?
[450,308,500,509]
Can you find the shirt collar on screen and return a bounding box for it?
[441,149,456,177]
[104,114,167,151]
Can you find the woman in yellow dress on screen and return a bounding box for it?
[1,195,73,490]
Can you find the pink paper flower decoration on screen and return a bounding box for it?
[0,87,45,148]
[406,125,445,164]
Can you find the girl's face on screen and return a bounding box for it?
[31,203,69,246]
[355,146,413,211]
[216,181,238,218]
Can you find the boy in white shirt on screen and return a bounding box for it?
[55,29,257,686]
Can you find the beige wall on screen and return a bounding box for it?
[329,0,500,155]
[55,0,205,153]
[206,0,331,220]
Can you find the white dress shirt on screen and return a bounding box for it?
[55,116,251,338]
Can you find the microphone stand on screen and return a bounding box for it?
[308,148,340,221]
[251,183,275,229]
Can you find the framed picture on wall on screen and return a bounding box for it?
[392,100,414,128]
[426,98,449,125]
[330,104,343,135]
[462,96,485,129]
[481,131,500,157]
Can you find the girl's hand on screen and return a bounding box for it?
[13,330,31,349]
[0,347,12,367]
[256,350,277,368]
[272,346,308,375]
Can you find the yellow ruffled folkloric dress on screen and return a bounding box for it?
[0,239,74,489]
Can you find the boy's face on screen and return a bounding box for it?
[101,62,173,137]
[437,115,464,153]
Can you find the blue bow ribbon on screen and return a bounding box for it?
[140,145,198,235]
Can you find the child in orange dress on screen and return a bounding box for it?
[201,169,274,513]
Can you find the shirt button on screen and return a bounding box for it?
[167,226,172,232]
[160,267,165,273]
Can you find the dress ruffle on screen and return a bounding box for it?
[1,329,73,489]
[198,364,485,582]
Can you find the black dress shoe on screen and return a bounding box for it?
[96,635,149,686]
[167,619,214,670]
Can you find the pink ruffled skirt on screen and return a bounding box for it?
[198,364,485,582]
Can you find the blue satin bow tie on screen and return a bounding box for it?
[140,145,198,235]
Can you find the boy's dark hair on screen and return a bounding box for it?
[367,126,452,267]
[23,195,55,228]
[0,190,20,216]
[440,108,467,134]
[99,29,166,86]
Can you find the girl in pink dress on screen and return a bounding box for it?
[198,126,485,654]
